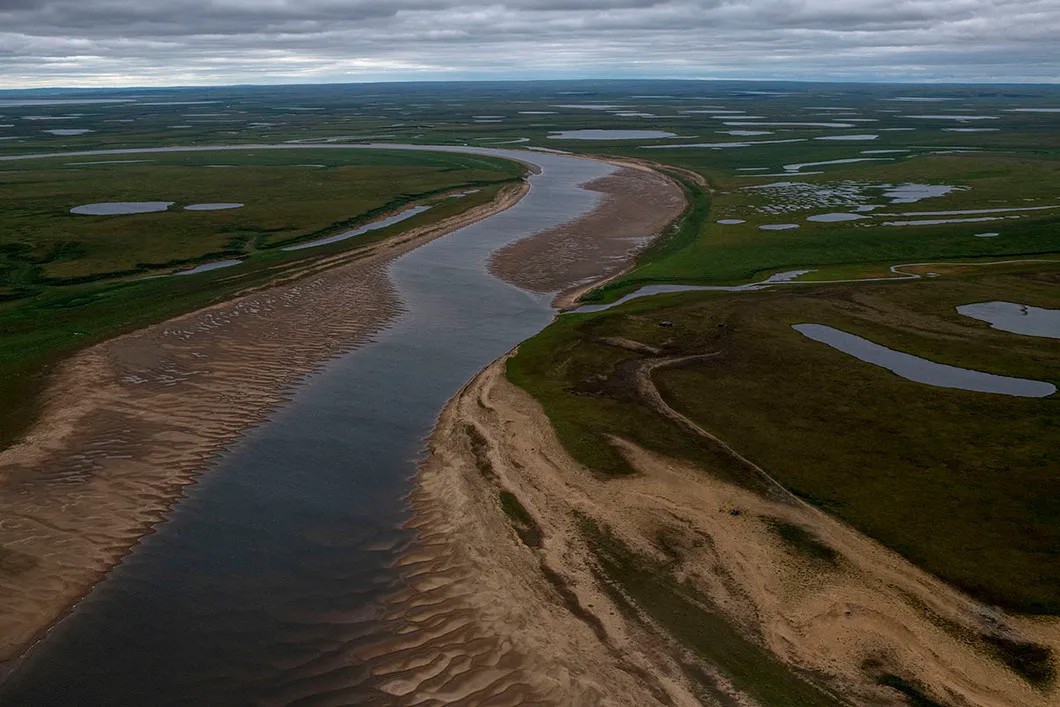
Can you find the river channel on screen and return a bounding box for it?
[0,146,614,704]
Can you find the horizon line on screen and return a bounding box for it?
[3,76,1060,94]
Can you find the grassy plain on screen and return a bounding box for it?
[0,148,523,446]
[509,270,1060,613]
[591,154,1060,295]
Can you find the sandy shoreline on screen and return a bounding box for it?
[400,355,1060,705]
[0,180,528,664]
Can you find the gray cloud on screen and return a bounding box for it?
[0,0,1057,87]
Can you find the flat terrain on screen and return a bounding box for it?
[509,269,1060,613]
[0,148,522,446]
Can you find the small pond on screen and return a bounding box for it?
[71,201,173,215]
[184,203,244,211]
[793,323,1055,397]
[548,129,677,140]
[956,302,1060,340]
[807,213,865,222]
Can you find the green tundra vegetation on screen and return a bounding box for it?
[0,147,524,446]
[509,270,1060,613]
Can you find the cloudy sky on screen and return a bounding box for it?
[1,0,1058,88]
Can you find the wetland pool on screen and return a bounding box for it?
[70,201,173,215]
[548,129,677,140]
[793,324,1055,398]
[957,302,1060,339]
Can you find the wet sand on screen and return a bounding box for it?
[0,182,527,663]
[404,356,1060,705]
[489,166,684,307]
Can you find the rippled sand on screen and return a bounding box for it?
[489,164,685,309]
[402,356,1060,705]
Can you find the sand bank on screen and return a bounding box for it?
[403,355,1060,705]
[489,166,684,308]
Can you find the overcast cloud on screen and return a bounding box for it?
[1,0,1057,87]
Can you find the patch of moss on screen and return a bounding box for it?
[983,635,1056,688]
[499,491,543,548]
[580,516,842,706]
[763,518,840,566]
[877,674,946,707]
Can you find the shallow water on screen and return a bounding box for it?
[0,145,616,704]
[881,183,961,204]
[65,159,154,166]
[882,205,1059,217]
[814,134,878,141]
[793,324,1055,397]
[184,202,244,211]
[956,302,1060,339]
[807,212,865,222]
[173,259,244,276]
[904,115,998,121]
[283,205,432,251]
[0,99,131,107]
[70,201,173,215]
[645,138,804,150]
[759,223,800,230]
[881,216,1006,227]
[548,129,677,140]
[783,157,891,172]
[723,121,855,128]
[574,270,813,314]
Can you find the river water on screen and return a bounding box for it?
[0,146,614,704]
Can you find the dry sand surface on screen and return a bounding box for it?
[0,183,528,663]
[490,166,685,308]
[401,358,1060,706]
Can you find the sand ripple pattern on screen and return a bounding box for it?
[400,357,1060,706]
[490,166,684,307]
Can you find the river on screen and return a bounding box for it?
[0,146,615,704]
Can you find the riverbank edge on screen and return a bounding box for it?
[407,341,1060,706]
